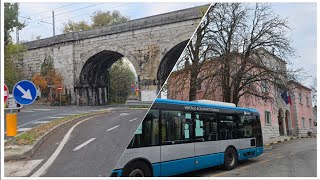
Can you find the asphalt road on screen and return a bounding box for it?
[4,104,112,139]
[181,138,317,177]
[22,107,147,177]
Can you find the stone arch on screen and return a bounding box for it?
[79,45,140,76]
[155,31,193,90]
[75,46,139,106]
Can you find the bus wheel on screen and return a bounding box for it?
[223,147,238,170]
[122,161,152,177]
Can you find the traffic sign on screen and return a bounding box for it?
[13,80,37,105]
[4,84,8,103]
[58,86,62,90]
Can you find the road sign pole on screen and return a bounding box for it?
[60,91,61,106]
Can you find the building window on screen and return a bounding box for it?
[261,81,269,93]
[302,117,305,128]
[306,96,309,106]
[299,92,302,104]
[309,119,312,127]
[265,111,271,125]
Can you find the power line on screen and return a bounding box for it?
[53,3,130,24]
[28,2,105,23]
[23,2,77,17]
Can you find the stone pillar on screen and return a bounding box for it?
[282,117,287,136]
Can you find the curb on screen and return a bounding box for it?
[264,135,317,146]
[4,110,110,161]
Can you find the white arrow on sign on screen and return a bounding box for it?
[17,85,33,100]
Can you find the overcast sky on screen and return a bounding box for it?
[13,2,317,87]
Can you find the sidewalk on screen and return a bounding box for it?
[264,135,316,146]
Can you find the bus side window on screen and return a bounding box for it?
[128,110,159,148]
[237,115,255,138]
[219,114,237,140]
[195,112,217,142]
[161,111,193,145]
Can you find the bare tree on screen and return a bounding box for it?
[170,3,302,106]
[310,77,317,106]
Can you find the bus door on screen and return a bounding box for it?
[160,111,195,176]
[193,112,221,170]
[237,114,258,160]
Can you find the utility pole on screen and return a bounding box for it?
[52,11,55,36]
[16,4,19,43]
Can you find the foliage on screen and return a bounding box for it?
[33,56,64,100]
[109,59,136,104]
[62,10,129,33]
[4,43,26,90]
[4,3,25,45]
[63,20,92,33]
[40,55,54,76]
[91,10,129,28]
[32,73,47,90]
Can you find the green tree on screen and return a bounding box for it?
[92,10,129,28]
[109,59,135,104]
[62,20,92,33]
[4,3,25,45]
[62,10,129,33]
[4,43,26,90]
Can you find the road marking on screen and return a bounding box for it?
[73,138,96,152]
[120,113,129,116]
[290,153,294,155]
[276,155,284,159]
[30,109,55,111]
[259,160,270,164]
[18,128,32,132]
[31,116,95,177]
[129,118,138,122]
[33,121,50,124]
[20,110,35,113]
[5,159,43,177]
[47,116,64,119]
[106,125,119,131]
[61,114,77,116]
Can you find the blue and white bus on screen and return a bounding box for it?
[111,98,263,177]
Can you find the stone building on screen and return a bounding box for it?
[167,49,316,142]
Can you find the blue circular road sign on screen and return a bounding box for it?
[13,80,37,105]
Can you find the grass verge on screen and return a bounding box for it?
[5,110,109,146]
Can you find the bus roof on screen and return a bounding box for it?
[154,98,259,113]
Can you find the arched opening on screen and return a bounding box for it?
[75,50,138,105]
[157,40,189,91]
[278,109,285,136]
[285,110,291,135]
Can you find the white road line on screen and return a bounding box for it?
[5,115,56,134]
[29,109,55,111]
[31,116,95,177]
[120,113,129,116]
[33,121,50,124]
[106,125,119,132]
[129,118,138,122]
[60,114,77,116]
[20,110,35,113]
[18,128,32,132]
[47,116,64,119]
[73,138,96,152]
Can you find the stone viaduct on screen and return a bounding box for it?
[21,5,209,105]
